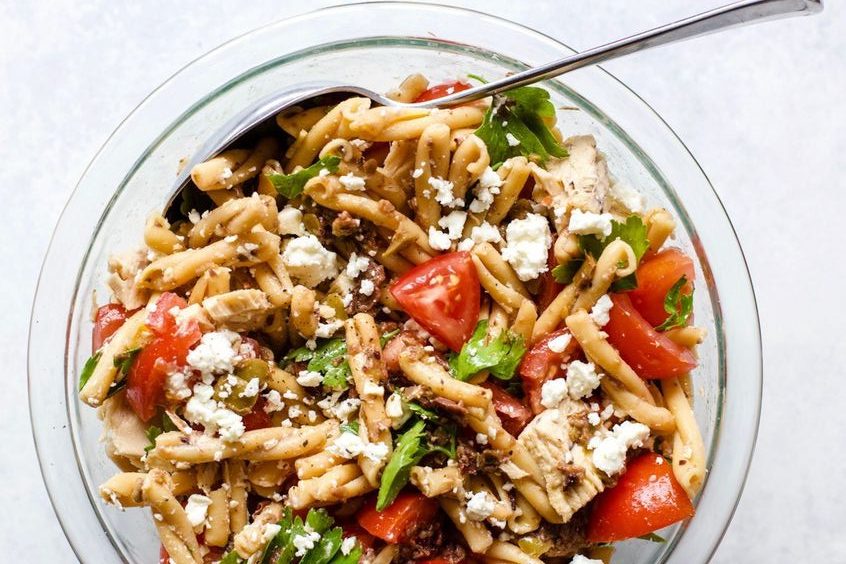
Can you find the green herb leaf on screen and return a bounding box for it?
[578,215,649,291]
[220,551,244,564]
[551,258,584,285]
[300,526,343,564]
[474,86,568,166]
[144,426,162,453]
[328,544,363,564]
[340,420,360,435]
[449,320,526,382]
[260,508,294,564]
[377,420,428,510]
[637,532,666,543]
[406,402,440,421]
[466,73,488,84]
[655,276,694,331]
[267,155,341,199]
[78,352,102,391]
[113,347,141,377]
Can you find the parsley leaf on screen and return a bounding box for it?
[655,276,694,331]
[406,402,440,421]
[144,415,178,453]
[340,420,360,435]
[578,215,649,291]
[301,526,343,564]
[377,420,429,510]
[113,347,141,377]
[474,86,568,166]
[449,320,526,382]
[267,155,341,199]
[551,258,585,285]
[328,544,362,564]
[220,552,244,564]
[78,352,101,391]
[638,532,666,543]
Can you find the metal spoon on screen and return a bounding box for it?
[165,0,821,215]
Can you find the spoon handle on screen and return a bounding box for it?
[421,0,822,107]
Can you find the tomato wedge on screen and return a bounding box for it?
[587,453,694,542]
[482,382,532,436]
[628,249,694,327]
[413,81,471,103]
[518,328,579,413]
[390,252,480,352]
[125,293,202,421]
[92,303,131,353]
[603,294,696,379]
[357,491,439,544]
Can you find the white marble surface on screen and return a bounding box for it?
[2,1,844,561]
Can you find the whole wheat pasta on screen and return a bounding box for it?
[486,157,531,224]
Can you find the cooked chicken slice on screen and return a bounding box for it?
[202,289,274,332]
[517,401,606,523]
[99,393,149,470]
[547,135,610,214]
[106,248,150,310]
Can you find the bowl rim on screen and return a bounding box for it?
[28,2,761,562]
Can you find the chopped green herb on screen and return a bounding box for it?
[551,258,584,285]
[466,73,488,84]
[220,551,243,564]
[267,155,341,199]
[328,544,362,564]
[377,420,428,510]
[579,215,649,291]
[300,526,343,564]
[637,532,666,543]
[340,420,360,435]
[449,320,526,382]
[144,415,178,453]
[78,352,102,391]
[655,276,694,331]
[474,86,568,166]
[406,402,440,421]
[113,347,141,377]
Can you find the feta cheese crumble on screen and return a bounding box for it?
[428,226,453,251]
[568,209,614,238]
[590,294,613,327]
[501,213,552,281]
[293,529,321,557]
[571,556,604,564]
[465,491,496,521]
[296,370,324,387]
[184,494,212,527]
[341,536,357,556]
[281,234,339,287]
[457,221,503,251]
[359,279,375,296]
[339,173,367,191]
[428,176,463,208]
[345,252,370,278]
[608,181,646,214]
[469,167,502,213]
[590,421,651,475]
[547,333,572,353]
[186,330,241,379]
[540,378,569,409]
[505,132,521,147]
[566,360,602,399]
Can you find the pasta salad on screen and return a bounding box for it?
[79,73,706,564]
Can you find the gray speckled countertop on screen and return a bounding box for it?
[2,1,844,561]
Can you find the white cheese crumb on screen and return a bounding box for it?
[608,181,646,214]
[292,530,321,557]
[590,421,651,475]
[457,221,503,251]
[465,491,496,521]
[296,370,324,387]
[186,330,241,378]
[428,226,453,251]
[339,173,367,191]
[412,167,424,179]
[475,433,489,446]
[568,209,614,238]
[540,379,569,409]
[341,536,357,555]
[571,555,604,564]
[281,234,339,287]
[505,132,521,147]
[587,411,601,426]
[547,333,572,353]
[428,176,463,208]
[184,494,212,527]
[239,378,260,398]
[501,213,552,281]
[590,294,613,327]
[262,523,282,542]
[469,167,502,213]
[566,360,602,399]
[277,206,305,236]
[359,279,375,296]
[437,210,468,240]
[263,390,285,413]
[345,252,370,278]
[187,209,201,224]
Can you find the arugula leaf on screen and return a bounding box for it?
[267,155,341,199]
[377,420,428,510]
[449,320,526,382]
[340,420,360,435]
[406,402,440,421]
[474,86,568,166]
[144,415,178,453]
[113,347,141,377]
[578,215,650,291]
[301,526,343,564]
[655,276,694,331]
[285,330,399,391]
[78,352,101,392]
[328,544,362,564]
[551,258,584,285]
[220,552,243,564]
[306,508,334,534]
[637,532,666,543]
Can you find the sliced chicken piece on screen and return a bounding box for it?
[106,248,151,310]
[202,289,274,332]
[517,401,606,523]
[98,393,150,470]
[547,135,610,214]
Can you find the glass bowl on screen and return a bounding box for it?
[28,3,761,563]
